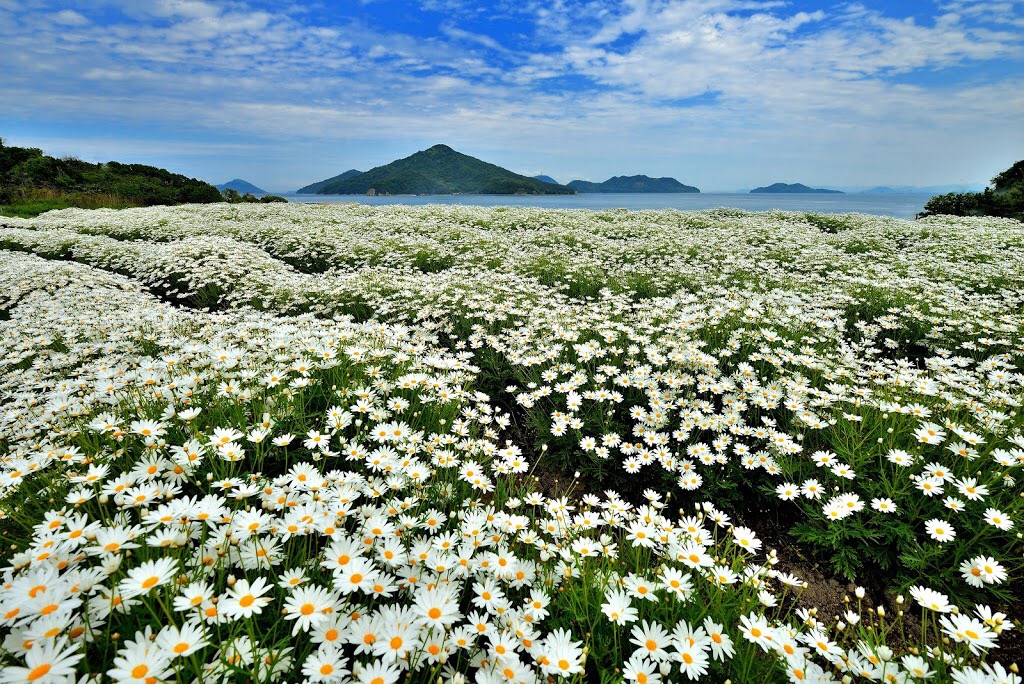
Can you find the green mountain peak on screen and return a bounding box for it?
[300,145,574,196]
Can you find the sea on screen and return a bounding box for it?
[282,192,935,219]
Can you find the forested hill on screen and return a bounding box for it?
[0,139,222,215]
[303,145,575,195]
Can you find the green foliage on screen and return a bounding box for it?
[790,518,889,581]
[411,249,455,273]
[0,138,222,214]
[803,213,850,233]
[919,159,1024,221]
[221,188,242,202]
[991,159,1024,192]
[221,189,288,204]
[0,188,143,217]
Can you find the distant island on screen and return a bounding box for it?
[858,184,984,194]
[533,175,559,185]
[751,183,843,194]
[568,175,699,193]
[298,145,574,195]
[216,179,266,194]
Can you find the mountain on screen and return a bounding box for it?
[296,169,363,194]
[216,179,265,194]
[533,175,559,185]
[750,183,843,194]
[567,175,700,193]
[304,145,575,195]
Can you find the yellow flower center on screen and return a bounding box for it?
[27,664,51,681]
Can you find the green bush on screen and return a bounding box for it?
[0,138,222,211]
[919,160,1024,221]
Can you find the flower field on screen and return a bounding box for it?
[0,203,1021,683]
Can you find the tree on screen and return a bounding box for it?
[919,160,1024,221]
[992,160,1024,193]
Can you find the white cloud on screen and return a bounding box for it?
[51,9,89,25]
[441,23,510,53]
[0,0,1021,189]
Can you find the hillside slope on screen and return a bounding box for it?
[296,169,363,194]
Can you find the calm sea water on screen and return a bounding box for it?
[283,192,934,219]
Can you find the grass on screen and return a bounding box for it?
[0,188,144,217]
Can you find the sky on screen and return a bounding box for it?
[1,0,1022,192]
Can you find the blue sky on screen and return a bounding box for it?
[1,0,1022,191]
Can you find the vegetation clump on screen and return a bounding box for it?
[0,138,222,217]
[919,160,1024,221]
[221,188,288,204]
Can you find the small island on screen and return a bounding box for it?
[567,175,699,193]
[750,182,843,194]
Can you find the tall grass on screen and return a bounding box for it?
[0,187,144,217]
